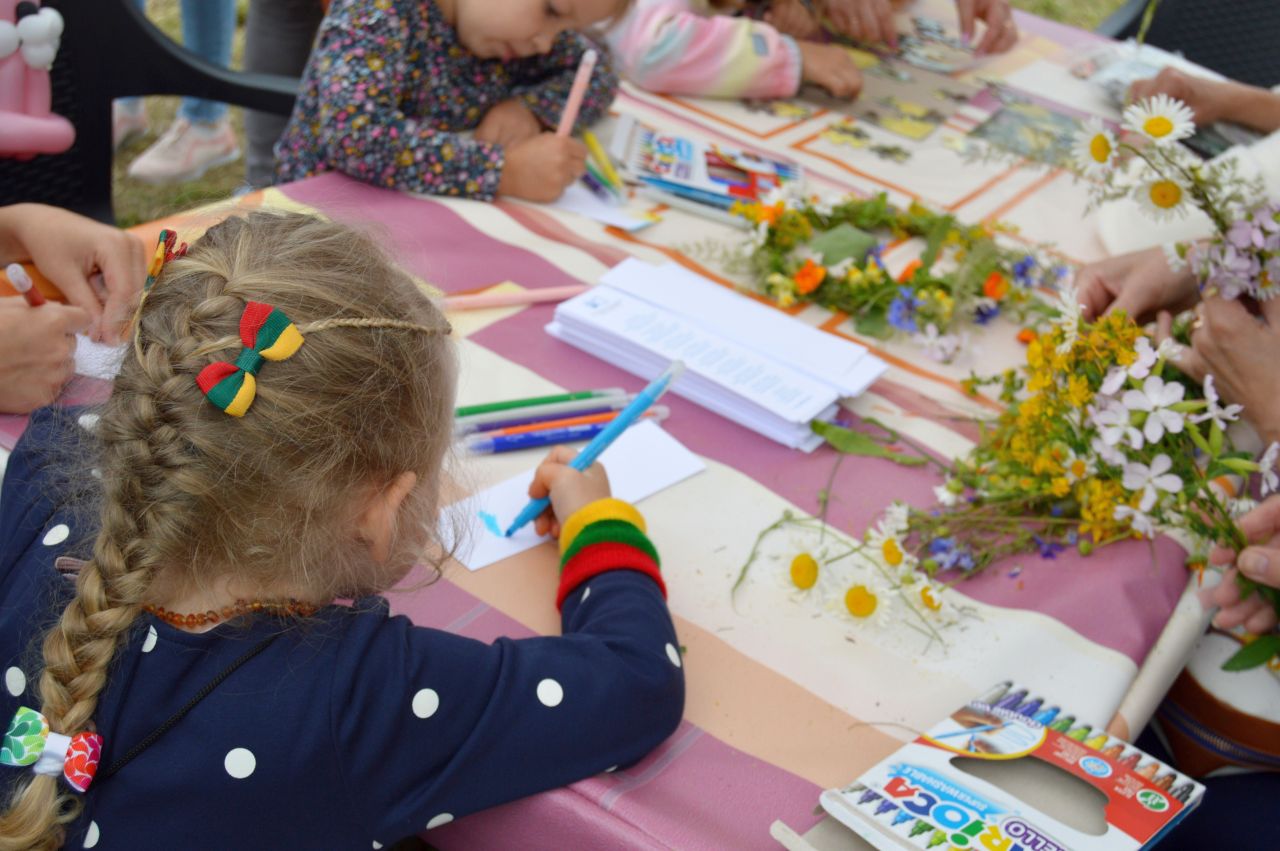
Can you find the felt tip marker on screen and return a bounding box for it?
[6,263,45,307]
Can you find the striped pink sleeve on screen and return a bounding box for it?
[606,0,802,100]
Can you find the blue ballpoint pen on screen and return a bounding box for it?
[503,361,686,537]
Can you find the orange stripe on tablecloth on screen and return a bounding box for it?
[818,312,1002,411]
[945,162,1025,213]
[604,227,809,317]
[983,167,1065,225]
[496,200,633,270]
[791,129,921,200]
[444,552,901,790]
[657,93,829,140]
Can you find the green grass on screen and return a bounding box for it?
[111,0,1129,226]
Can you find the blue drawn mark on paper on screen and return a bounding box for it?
[478,510,502,536]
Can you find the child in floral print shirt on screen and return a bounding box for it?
[276,0,626,201]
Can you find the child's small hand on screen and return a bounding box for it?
[798,42,864,99]
[818,0,898,47]
[475,98,543,148]
[527,445,612,538]
[498,133,588,203]
[765,0,822,39]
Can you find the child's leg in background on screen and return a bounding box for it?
[242,0,324,188]
[113,0,149,149]
[176,0,236,126]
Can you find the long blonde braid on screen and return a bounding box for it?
[0,212,456,848]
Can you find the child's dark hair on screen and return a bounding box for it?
[0,212,457,849]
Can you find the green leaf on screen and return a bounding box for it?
[1221,633,1280,671]
[812,420,928,467]
[1209,421,1224,457]
[810,223,877,267]
[919,215,955,270]
[854,310,891,339]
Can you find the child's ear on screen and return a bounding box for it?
[356,472,419,563]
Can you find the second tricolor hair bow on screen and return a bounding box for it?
[1,706,102,793]
[196,301,304,417]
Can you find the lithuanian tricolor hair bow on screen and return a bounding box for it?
[145,229,187,291]
[1,706,103,793]
[196,301,304,417]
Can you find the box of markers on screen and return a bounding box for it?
[608,114,802,211]
[820,682,1204,850]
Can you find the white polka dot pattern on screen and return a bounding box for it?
[536,678,563,707]
[83,821,100,848]
[665,643,681,668]
[42,523,70,546]
[580,586,590,602]
[411,688,439,719]
[224,748,256,779]
[426,813,453,829]
[4,666,25,697]
[141,626,158,653]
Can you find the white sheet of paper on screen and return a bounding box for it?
[448,420,705,571]
[602,258,886,398]
[549,184,654,232]
[75,335,126,380]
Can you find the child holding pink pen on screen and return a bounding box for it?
[277,0,627,203]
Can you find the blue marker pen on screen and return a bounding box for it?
[465,423,608,455]
[503,361,686,537]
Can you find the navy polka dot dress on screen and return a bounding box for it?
[0,408,684,848]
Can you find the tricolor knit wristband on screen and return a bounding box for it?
[555,499,665,610]
[559,498,647,556]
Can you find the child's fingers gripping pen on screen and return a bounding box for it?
[503,361,685,537]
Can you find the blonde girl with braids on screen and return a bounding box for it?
[0,212,683,849]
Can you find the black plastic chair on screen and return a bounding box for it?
[1097,0,1280,90]
[0,0,300,223]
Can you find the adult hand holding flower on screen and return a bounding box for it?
[1209,496,1280,636]
[1075,246,1198,323]
[1166,293,1280,446]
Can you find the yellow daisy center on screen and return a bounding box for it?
[1149,181,1183,209]
[789,553,819,590]
[1070,459,1088,478]
[1143,115,1174,138]
[881,538,904,567]
[920,586,942,612]
[845,585,878,618]
[1088,134,1112,163]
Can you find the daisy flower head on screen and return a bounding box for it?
[1124,94,1195,145]
[1062,448,1095,483]
[1136,175,1190,222]
[842,577,894,628]
[1049,283,1083,355]
[1074,117,1118,175]
[1122,454,1183,512]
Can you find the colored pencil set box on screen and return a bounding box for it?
[813,681,1204,850]
[608,114,802,211]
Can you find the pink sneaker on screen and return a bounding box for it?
[126,118,241,184]
[112,101,149,151]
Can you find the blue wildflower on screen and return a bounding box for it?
[888,286,920,333]
[929,537,976,572]
[974,302,1000,325]
[867,244,887,270]
[1013,256,1037,287]
[1032,535,1064,559]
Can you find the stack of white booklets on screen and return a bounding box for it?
[547,258,887,451]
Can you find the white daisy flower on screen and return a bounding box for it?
[1190,374,1243,430]
[881,502,911,537]
[1123,94,1195,145]
[841,576,894,629]
[1136,176,1190,222]
[1114,504,1157,538]
[933,481,960,507]
[1122,374,1186,443]
[1122,454,1183,512]
[1073,117,1118,175]
[1163,242,1187,273]
[1260,442,1280,496]
[1062,448,1095,483]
